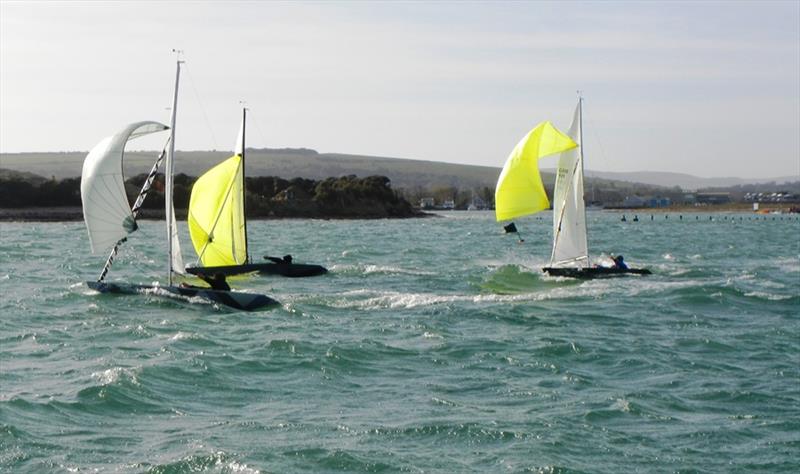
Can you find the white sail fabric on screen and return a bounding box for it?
[165,60,184,281]
[550,101,589,266]
[234,110,245,157]
[81,121,169,254]
[170,203,185,274]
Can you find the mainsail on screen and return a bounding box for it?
[550,99,589,267]
[81,121,169,254]
[188,111,247,267]
[165,59,185,283]
[495,121,578,222]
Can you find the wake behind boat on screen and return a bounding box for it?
[185,107,327,278]
[495,95,650,279]
[80,58,279,311]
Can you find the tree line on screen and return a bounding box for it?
[0,173,423,219]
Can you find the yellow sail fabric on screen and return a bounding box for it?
[495,121,578,221]
[188,155,247,266]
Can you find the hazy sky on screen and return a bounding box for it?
[1,1,798,178]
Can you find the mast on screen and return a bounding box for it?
[241,106,250,263]
[578,93,585,177]
[166,55,183,285]
[577,92,589,266]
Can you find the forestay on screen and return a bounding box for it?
[550,100,589,266]
[81,121,169,254]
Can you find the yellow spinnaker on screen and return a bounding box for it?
[188,155,247,266]
[495,121,578,222]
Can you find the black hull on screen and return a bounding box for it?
[542,267,652,279]
[86,281,279,311]
[185,262,327,278]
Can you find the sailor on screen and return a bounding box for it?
[183,272,231,291]
[202,272,231,291]
[613,255,628,270]
[265,254,293,264]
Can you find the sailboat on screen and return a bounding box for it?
[184,107,328,278]
[81,60,279,310]
[495,96,650,279]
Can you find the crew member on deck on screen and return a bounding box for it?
[613,255,628,270]
[183,272,231,291]
[201,272,231,291]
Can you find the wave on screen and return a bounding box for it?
[329,263,437,276]
[142,450,260,474]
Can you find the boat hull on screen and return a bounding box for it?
[86,281,279,311]
[185,262,328,278]
[542,267,652,279]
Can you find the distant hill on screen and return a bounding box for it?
[0,168,49,184]
[2,149,796,191]
[0,149,502,190]
[583,170,799,191]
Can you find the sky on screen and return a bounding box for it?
[1,1,798,179]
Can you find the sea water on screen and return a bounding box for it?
[1,211,798,472]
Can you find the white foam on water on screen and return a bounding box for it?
[91,366,140,386]
[219,459,260,474]
[144,286,216,308]
[613,398,631,413]
[169,332,193,342]
[623,278,703,297]
[774,256,800,273]
[328,282,640,310]
[330,263,437,276]
[743,291,793,301]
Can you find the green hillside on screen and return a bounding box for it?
[0,148,506,190]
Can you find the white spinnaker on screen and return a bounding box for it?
[550,100,589,267]
[81,121,169,254]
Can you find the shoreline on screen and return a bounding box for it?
[0,207,436,222]
[1,205,797,222]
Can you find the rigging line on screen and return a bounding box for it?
[182,64,219,151]
[248,110,270,151]
[584,111,609,177]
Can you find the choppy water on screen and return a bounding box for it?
[1,211,798,473]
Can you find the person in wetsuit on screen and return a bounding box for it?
[613,255,629,270]
[201,272,231,291]
[182,272,231,291]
